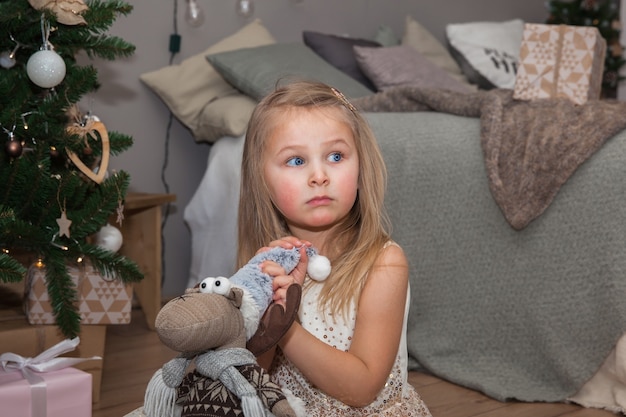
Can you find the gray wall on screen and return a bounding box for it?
[84,0,548,298]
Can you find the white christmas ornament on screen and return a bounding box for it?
[95,223,123,252]
[26,49,66,88]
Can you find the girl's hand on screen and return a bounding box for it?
[258,237,311,306]
[255,236,311,254]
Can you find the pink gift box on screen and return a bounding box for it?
[0,367,92,417]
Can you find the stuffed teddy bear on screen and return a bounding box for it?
[142,246,330,417]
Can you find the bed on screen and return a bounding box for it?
[140,16,626,413]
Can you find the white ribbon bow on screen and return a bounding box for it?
[0,337,102,417]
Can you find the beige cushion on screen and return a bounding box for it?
[140,19,275,143]
[401,15,470,87]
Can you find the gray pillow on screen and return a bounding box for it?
[206,43,374,101]
[374,25,400,47]
[354,45,473,92]
[302,30,380,90]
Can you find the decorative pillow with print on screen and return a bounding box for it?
[446,19,525,90]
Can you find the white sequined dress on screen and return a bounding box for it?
[270,247,432,417]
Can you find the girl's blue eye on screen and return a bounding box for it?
[286,157,305,166]
[328,152,342,163]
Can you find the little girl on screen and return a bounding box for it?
[237,80,432,416]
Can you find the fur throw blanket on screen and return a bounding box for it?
[353,87,626,230]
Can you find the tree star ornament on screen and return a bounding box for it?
[56,210,72,238]
[28,0,89,25]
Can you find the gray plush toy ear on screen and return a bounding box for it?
[229,246,331,340]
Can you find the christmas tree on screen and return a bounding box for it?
[0,0,143,338]
[546,0,626,98]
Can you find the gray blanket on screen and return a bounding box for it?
[355,87,626,229]
[363,110,626,402]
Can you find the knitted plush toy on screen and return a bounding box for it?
[142,246,330,417]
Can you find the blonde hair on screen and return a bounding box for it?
[237,80,391,316]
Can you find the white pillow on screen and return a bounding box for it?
[446,19,525,89]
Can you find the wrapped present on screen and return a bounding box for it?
[0,338,97,417]
[26,261,133,325]
[0,317,105,403]
[513,23,606,105]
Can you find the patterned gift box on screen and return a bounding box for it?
[26,261,133,325]
[513,23,606,105]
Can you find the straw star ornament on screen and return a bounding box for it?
[56,211,72,238]
[28,0,89,25]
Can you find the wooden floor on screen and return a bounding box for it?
[93,308,617,417]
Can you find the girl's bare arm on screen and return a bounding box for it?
[278,244,409,407]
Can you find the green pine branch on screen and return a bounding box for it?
[63,34,135,61]
[66,172,130,238]
[80,0,133,32]
[41,251,81,338]
[0,1,140,338]
[108,131,134,155]
[0,252,27,283]
[41,65,100,108]
[81,244,144,284]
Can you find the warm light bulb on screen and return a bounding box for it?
[185,0,205,27]
[0,45,19,69]
[236,0,254,17]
